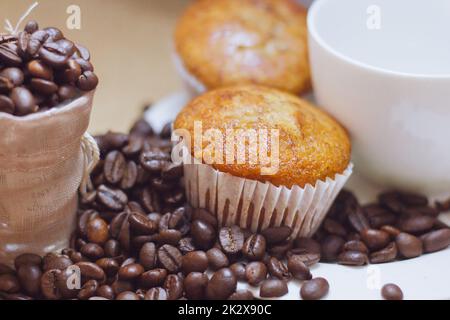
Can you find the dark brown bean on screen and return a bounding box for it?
[267,257,290,280]
[81,243,104,260]
[164,274,183,300]
[219,226,244,254]
[157,245,182,273]
[129,213,157,235]
[0,95,14,114]
[397,216,436,234]
[118,263,144,280]
[206,268,237,300]
[343,240,369,254]
[320,235,345,262]
[381,283,403,300]
[294,237,321,254]
[360,229,391,251]
[245,262,267,286]
[104,151,126,185]
[420,229,450,253]
[206,248,229,271]
[139,269,167,289]
[337,251,368,266]
[260,279,288,298]
[287,256,312,280]
[230,262,246,281]
[370,242,398,264]
[396,233,423,258]
[78,280,98,300]
[86,217,109,245]
[242,234,266,261]
[261,226,292,245]
[0,274,20,293]
[145,287,168,300]
[228,290,254,300]
[96,285,115,300]
[10,87,37,116]
[97,185,128,211]
[182,251,209,274]
[300,278,329,300]
[116,291,140,300]
[191,220,216,250]
[0,67,24,86]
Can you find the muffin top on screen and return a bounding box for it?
[174,85,351,188]
[174,0,311,94]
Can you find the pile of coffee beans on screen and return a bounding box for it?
[1,113,449,300]
[0,21,98,116]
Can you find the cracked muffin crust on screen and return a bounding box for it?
[174,85,351,188]
[175,0,311,95]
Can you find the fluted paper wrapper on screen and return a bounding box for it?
[0,92,94,266]
[184,158,353,238]
[173,51,207,97]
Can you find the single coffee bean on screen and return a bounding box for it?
[111,280,133,295]
[140,188,161,213]
[40,269,63,300]
[294,237,321,254]
[39,39,74,67]
[104,239,121,258]
[287,256,312,280]
[140,149,171,173]
[268,240,293,259]
[179,237,196,254]
[260,279,288,298]
[245,262,267,286]
[184,272,208,300]
[77,70,99,91]
[121,161,138,190]
[370,242,398,264]
[182,251,209,274]
[104,150,126,185]
[86,217,109,245]
[360,229,391,251]
[139,242,157,270]
[10,87,37,116]
[347,206,370,233]
[81,243,105,260]
[343,240,369,254]
[0,274,20,293]
[116,291,140,300]
[42,253,72,272]
[118,263,144,281]
[381,283,403,300]
[379,191,405,213]
[14,253,42,270]
[261,226,292,245]
[75,262,106,282]
[300,278,329,300]
[30,78,58,95]
[0,43,22,66]
[139,269,167,289]
[206,268,237,300]
[0,95,14,114]
[95,258,119,277]
[242,234,266,261]
[337,251,368,266]
[158,245,182,273]
[287,253,320,267]
[157,229,182,246]
[27,59,53,80]
[96,285,115,300]
[380,225,401,237]
[97,185,128,211]
[129,213,157,235]
[219,226,244,254]
[267,257,290,280]
[320,235,345,262]
[0,67,24,86]
[24,20,39,33]
[397,216,435,234]
[420,229,450,253]
[58,84,78,101]
[61,59,82,83]
[44,27,64,42]
[206,248,229,271]
[228,290,254,300]
[396,233,423,258]
[192,208,218,228]
[191,220,216,250]
[164,274,184,300]
[323,219,347,237]
[230,263,246,281]
[145,287,168,300]
[78,280,98,300]
[0,76,13,94]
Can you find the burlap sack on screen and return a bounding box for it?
[0,92,95,266]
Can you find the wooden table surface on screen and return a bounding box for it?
[0,0,190,134]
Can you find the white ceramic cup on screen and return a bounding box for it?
[308,0,450,196]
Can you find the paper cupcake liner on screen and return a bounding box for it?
[172,51,207,96]
[183,156,353,238]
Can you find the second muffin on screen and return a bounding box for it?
[174,85,352,237]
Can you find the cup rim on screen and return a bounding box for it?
[307,0,450,79]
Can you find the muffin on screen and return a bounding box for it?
[174,85,352,237]
[174,0,311,95]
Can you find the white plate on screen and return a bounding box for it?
[145,92,450,300]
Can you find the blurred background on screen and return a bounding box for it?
[1,0,314,133]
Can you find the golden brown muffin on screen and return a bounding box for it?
[174,85,351,188]
[174,0,311,94]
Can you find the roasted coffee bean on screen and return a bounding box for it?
[300,278,329,300]
[323,219,347,237]
[242,234,266,261]
[0,95,14,114]
[40,269,63,299]
[397,216,435,234]
[219,226,244,254]
[30,78,58,95]
[421,229,450,253]
[111,279,133,295]
[0,76,13,94]
[129,213,157,235]
[287,256,312,280]
[267,257,290,280]
[381,225,401,237]
[145,287,168,300]
[77,71,98,91]
[343,240,369,254]
[230,263,246,281]
[191,220,216,250]
[191,208,218,228]
[163,188,185,206]
[118,263,144,280]
[360,229,391,251]
[337,251,368,266]
[14,253,42,270]
[78,280,98,300]
[96,285,115,300]
[158,245,182,273]
[287,252,320,268]
[260,279,288,298]
[228,290,254,300]
[0,274,20,293]
[294,237,322,255]
[364,204,397,228]
[261,226,292,245]
[370,242,398,264]
[0,292,32,300]
[77,209,97,238]
[320,235,345,262]
[44,27,64,42]
[140,188,161,213]
[81,243,105,260]
[139,242,157,270]
[184,272,208,300]
[157,229,182,246]
[60,59,82,83]
[86,217,109,245]
[206,248,229,271]
[121,161,138,190]
[268,240,293,259]
[95,258,119,277]
[116,291,140,300]
[57,84,78,100]
[104,239,121,258]
[347,205,370,233]
[182,251,208,274]
[27,59,53,80]
[0,67,24,86]
[179,237,196,254]
[24,20,39,34]
[97,185,128,211]
[160,123,172,139]
[26,30,49,56]
[164,274,184,300]
[161,162,184,180]
[39,39,74,67]
[206,268,237,300]
[75,262,106,282]
[10,87,37,116]
[396,233,423,258]
[0,263,14,275]
[140,149,171,173]
[139,269,167,289]
[0,43,22,66]
[245,262,267,286]
[381,283,403,300]
[104,151,126,185]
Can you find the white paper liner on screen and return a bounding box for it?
[172,51,207,97]
[183,157,353,238]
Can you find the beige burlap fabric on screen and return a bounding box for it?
[0,92,94,265]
